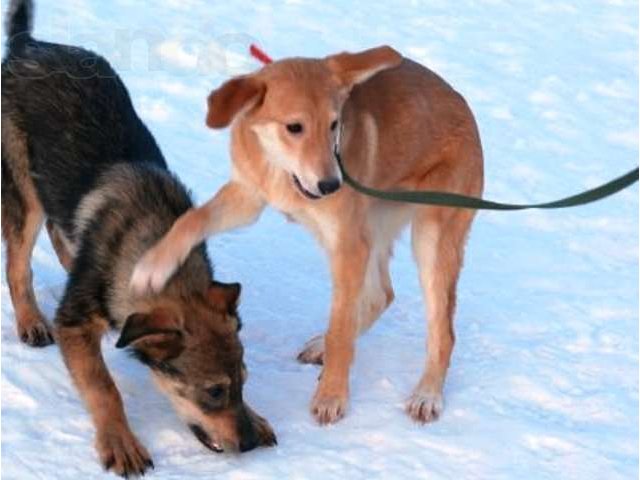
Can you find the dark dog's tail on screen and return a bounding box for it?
[5,0,34,52]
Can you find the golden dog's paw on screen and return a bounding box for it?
[129,245,179,295]
[96,426,153,478]
[311,391,348,425]
[405,390,444,423]
[296,334,324,365]
[17,312,54,347]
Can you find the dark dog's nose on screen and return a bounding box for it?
[237,407,260,453]
[317,177,341,195]
[239,436,259,453]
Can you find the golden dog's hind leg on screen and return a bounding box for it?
[297,243,394,366]
[407,206,474,423]
[357,244,395,333]
[310,233,370,424]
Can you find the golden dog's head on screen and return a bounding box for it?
[206,46,402,199]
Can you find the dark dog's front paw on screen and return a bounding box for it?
[17,312,54,347]
[96,426,153,478]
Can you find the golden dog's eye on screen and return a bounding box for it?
[330,120,338,131]
[286,123,303,134]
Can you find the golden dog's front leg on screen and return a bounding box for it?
[130,181,265,294]
[311,236,369,424]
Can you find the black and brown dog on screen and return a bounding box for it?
[1,0,275,476]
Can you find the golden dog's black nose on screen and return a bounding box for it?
[318,177,341,195]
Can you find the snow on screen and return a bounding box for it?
[1,0,638,479]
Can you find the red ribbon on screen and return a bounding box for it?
[250,43,273,65]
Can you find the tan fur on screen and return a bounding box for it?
[132,46,484,424]
[46,220,74,272]
[57,318,152,476]
[1,118,53,346]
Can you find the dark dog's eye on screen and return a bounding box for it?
[330,120,338,131]
[286,123,303,134]
[206,385,226,400]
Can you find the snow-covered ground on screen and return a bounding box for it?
[1,0,638,479]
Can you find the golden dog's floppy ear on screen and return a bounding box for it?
[116,308,184,362]
[325,45,402,90]
[206,75,266,129]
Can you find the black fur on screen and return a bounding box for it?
[4,0,33,51]
[3,38,166,235]
[2,0,212,329]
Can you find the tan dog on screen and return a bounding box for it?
[131,46,484,425]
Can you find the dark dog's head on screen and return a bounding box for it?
[116,281,276,453]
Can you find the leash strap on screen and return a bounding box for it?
[335,149,638,210]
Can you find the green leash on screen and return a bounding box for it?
[248,46,638,211]
[335,149,638,210]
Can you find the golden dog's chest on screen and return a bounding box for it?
[279,205,339,252]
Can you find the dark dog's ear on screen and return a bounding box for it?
[207,281,241,311]
[116,308,184,361]
[325,46,402,90]
[206,76,265,129]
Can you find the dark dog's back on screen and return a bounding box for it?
[1,0,212,326]
[2,9,166,236]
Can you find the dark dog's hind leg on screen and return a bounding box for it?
[1,121,53,347]
[46,220,74,272]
